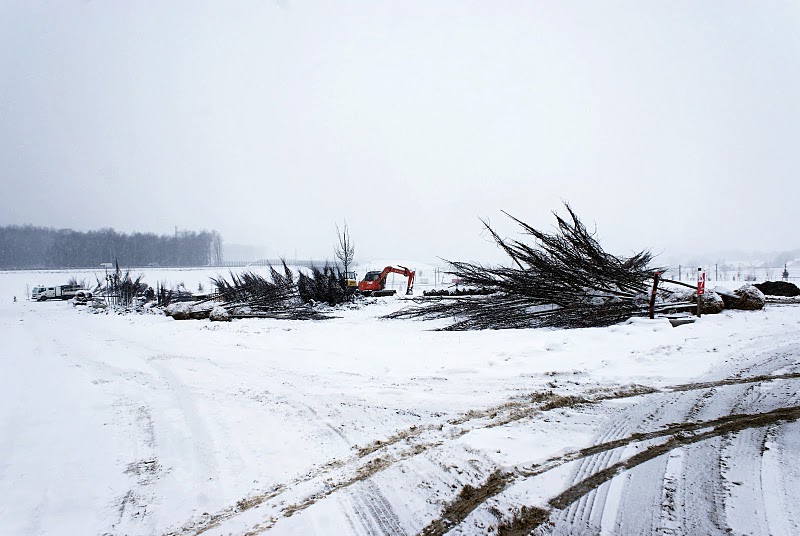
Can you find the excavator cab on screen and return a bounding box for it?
[359,271,387,294]
[363,271,383,282]
[342,271,358,288]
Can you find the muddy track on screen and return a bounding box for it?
[666,371,800,393]
[419,404,800,536]
[494,505,550,536]
[419,471,508,536]
[164,372,800,535]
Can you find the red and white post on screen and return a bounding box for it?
[697,267,706,317]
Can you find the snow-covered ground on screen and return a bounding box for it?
[1,269,799,535]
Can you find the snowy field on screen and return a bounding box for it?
[2,268,800,535]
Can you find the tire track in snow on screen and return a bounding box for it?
[550,344,800,535]
[545,370,798,532]
[17,308,165,535]
[548,406,800,507]
[112,402,162,535]
[31,314,232,533]
[147,359,222,490]
[761,421,800,534]
[548,346,800,535]
[344,481,407,536]
[164,385,641,535]
[163,369,800,536]
[420,344,800,533]
[592,384,728,535]
[420,404,800,536]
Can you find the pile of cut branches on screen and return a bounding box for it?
[210,262,331,320]
[388,204,664,330]
[209,261,357,320]
[298,264,356,306]
[422,287,494,297]
[95,260,148,307]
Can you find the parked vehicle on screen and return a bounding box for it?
[31,284,82,301]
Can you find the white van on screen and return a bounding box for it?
[31,285,81,301]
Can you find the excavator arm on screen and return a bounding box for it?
[380,266,414,295]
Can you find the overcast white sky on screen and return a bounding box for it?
[2,1,799,264]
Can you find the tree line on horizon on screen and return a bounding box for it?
[0,224,223,269]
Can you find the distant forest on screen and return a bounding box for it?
[0,225,223,269]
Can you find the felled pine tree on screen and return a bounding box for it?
[211,262,328,320]
[211,260,354,319]
[297,264,354,306]
[389,204,662,330]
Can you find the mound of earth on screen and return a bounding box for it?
[727,284,766,310]
[698,291,724,314]
[754,280,800,297]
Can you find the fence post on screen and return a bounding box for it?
[649,271,661,319]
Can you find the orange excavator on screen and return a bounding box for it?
[357,265,415,297]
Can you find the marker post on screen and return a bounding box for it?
[697,267,706,317]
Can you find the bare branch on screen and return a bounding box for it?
[334,221,355,275]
